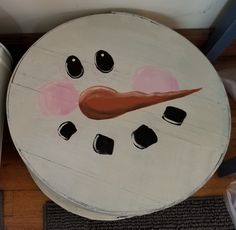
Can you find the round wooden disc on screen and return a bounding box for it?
[7,13,230,219]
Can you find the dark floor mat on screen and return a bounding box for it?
[44,196,234,230]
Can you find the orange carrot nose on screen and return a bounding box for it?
[79,86,201,120]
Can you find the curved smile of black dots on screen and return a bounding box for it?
[58,107,187,154]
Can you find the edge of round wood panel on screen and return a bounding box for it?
[6,12,231,219]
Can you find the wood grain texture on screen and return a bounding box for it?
[0,142,49,230]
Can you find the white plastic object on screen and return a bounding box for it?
[225,181,236,228]
[218,69,236,101]
[0,43,12,164]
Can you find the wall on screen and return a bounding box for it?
[0,0,229,33]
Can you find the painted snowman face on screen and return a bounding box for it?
[39,50,199,150]
[7,13,230,217]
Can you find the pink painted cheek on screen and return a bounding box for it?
[38,80,79,116]
[132,66,179,93]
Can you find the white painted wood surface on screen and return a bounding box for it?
[7,13,231,220]
[0,43,12,164]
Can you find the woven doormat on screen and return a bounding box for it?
[44,196,234,230]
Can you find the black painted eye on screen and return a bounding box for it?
[93,134,114,155]
[162,106,187,126]
[58,121,77,140]
[132,125,158,149]
[66,55,84,78]
[95,50,114,73]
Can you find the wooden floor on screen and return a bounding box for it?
[1,55,236,229]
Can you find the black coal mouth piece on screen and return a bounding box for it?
[57,106,187,155]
